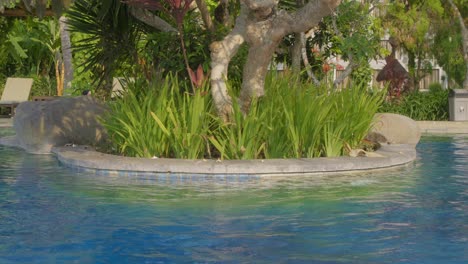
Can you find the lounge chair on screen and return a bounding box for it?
[0,77,33,117]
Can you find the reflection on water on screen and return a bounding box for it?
[0,136,467,263]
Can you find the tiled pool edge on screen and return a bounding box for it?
[51,144,417,177]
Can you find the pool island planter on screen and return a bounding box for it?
[51,144,416,176]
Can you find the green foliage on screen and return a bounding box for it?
[102,75,213,159]
[432,1,466,88]
[30,75,57,96]
[67,0,143,97]
[311,0,385,75]
[0,17,57,77]
[0,17,59,97]
[150,83,212,159]
[383,0,444,85]
[208,97,269,159]
[143,12,211,79]
[261,73,384,158]
[142,10,247,87]
[102,74,384,160]
[379,86,449,121]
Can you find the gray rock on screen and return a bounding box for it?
[370,113,421,145]
[365,131,387,144]
[13,96,108,154]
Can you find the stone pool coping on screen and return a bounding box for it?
[417,121,468,134]
[50,144,416,176]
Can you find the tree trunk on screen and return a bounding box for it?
[291,0,306,73]
[210,4,248,121]
[448,0,468,89]
[407,50,417,87]
[210,0,342,118]
[240,42,278,112]
[59,16,73,95]
[291,32,302,73]
[195,0,214,32]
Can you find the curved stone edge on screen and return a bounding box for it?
[50,144,416,176]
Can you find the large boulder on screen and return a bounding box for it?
[369,113,421,146]
[13,96,108,154]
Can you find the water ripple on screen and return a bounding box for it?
[0,135,467,263]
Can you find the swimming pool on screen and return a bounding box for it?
[0,132,467,263]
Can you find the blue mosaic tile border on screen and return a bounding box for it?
[59,160,262,183]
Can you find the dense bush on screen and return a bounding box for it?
[379,84,449,121]
[101,74,385,159]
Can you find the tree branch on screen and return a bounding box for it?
[333,54,357,87]
[195,0,214,32]
[300,32,320,85]
[129,7,177,32]
[290,0,341,33]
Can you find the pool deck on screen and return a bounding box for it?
[0,118,12,128]
[1,118,468,176]
[417,121,468,134]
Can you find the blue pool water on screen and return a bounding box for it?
[0,132,467,263]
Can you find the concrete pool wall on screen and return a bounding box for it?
[51,144,416,176]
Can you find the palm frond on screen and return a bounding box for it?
[67,0,143,96]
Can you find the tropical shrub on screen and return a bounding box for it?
[260,74,384,158]
[379,84,449,121]
[102,75,213,159]
[30,75,57,97]
[102,73,384,159]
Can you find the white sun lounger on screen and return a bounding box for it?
[0,77,33,116]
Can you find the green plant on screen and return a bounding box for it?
[67,0,143,97]
[265,76,331,158]
[0,17,57,77]
[102,75,213,159]
[428,82,443,92]
[208,98,269,160]
[150,85,212,159]
[102,73,384,160]
[379,87,449,121]
[30,75,57,97]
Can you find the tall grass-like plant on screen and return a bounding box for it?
[262,75,331,158]
[103,75,213,159]
[151,82,212,159]
[261,73,384,158]
[102,73,384,160]
[208,97,269,160]
[102,78,172,157]
[326,85,385,156]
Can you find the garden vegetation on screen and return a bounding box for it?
[379,84,449,121]
[102,73,384,160]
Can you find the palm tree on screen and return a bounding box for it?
[0,0,177,96]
